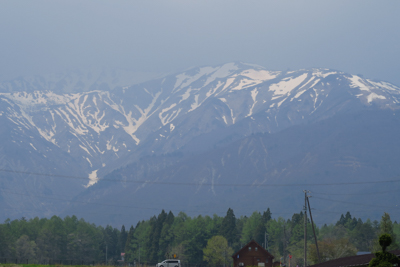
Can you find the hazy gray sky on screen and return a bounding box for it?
[1,0,399,85]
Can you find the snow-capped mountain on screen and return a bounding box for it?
[1,62,400,223]
[0,67,161,94]
[67,108,400,226]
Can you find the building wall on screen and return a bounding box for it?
[233,243,274,267]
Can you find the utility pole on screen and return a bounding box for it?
[307,195,321,263]
[264,231,267,250]
[304,190,308,267]
[106,243,108,265]
[283,222,287,266]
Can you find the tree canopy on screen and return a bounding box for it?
[0,210,398,267]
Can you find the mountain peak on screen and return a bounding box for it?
[1,63,400,222]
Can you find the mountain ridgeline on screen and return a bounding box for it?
[0,62,399,225]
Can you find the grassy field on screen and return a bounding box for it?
[0,264,105,267]
[0,264,152,267]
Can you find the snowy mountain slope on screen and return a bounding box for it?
[64,109,400,225]
[0,95,88,219]
[1,63,400,177]
[1,62,400,222]
[116,64,400,163]
[0,67,161,94]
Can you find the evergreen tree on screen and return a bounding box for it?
[369,234,400,267]
[15,235,37,261]
[0,221,13,258]
[103,225,120,262]
[148,210,168,262]
[262,208,272,223]
[254,221,266,247]
[372,220,379,228]
[158,211,175,260]
[350,219,375,251]
[379,212,399,250]
[119,225,127,253]
[240,211,262,244]
[183,215,210,264]
[145,216,158,263]
[126,220,151,264]
[36,216,66,261]
[345,212,352,222]
[124,225,135,259]
[219,208,237,245]
[336,214,346,226]
[254,208,272,248]
[64,215,79,236]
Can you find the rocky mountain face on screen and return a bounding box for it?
[0,62,399,224]
[66,109,400,225]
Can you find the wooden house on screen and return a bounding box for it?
[232,240,280,267]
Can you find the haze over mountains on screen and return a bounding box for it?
[1,62,400,226]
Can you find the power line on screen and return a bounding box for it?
[0,188,296,217]
[2,168,400,187]
[312,196,400,209]
[3,187,395,219]
[0,189,163,211]
[311,209,380,214]
[0,187,78,198]
[2,186,398,224]
[311,189,400,196]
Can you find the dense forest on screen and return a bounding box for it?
[0,209,399,267]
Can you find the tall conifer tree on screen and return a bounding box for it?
[119,225,127,253]
[219,208,237,245]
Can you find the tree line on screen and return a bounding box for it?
[0,209,399,266]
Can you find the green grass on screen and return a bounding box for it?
[0,265,102,267]
[0,264,151,267]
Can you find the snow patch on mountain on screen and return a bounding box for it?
[203,63,239,87]
[30,143,37,150]
[222,115,228,125]
[270,73,308,99]
[207,81,224,97]
[241,69,279,81]
[189,95,200,112]
[247,88,258,117]
[122,91,162,144]
[291,77,316,101]
[180,88,192,103]
[173,66,216,92]
[349,75,371,92]
[159,103,177,125]
[367,93,386,103]
[367,80,400,91]
[222,78,236,92]
[86,169,99,188]
[79,145,92,156]
[1,91,80,109]
[313,70,337,78]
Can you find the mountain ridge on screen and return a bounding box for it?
[1,62,399,224]
[64,109,400,226]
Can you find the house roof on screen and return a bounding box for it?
[308,250,400,267]
[232,240,275,260]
